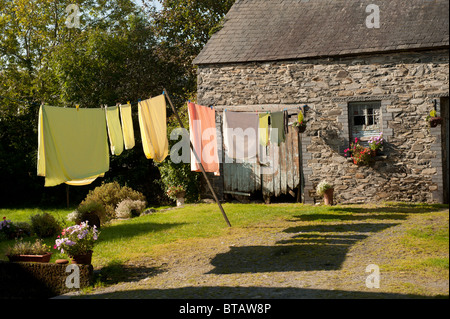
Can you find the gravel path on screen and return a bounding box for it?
[64,209,449,299]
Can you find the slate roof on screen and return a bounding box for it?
[193,0,449,65]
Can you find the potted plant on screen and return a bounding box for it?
[368,133,384,156]
[6,238,52,263]
[293,111,307,133]
[426,109,442,127]
[54,221,100,264]
[316,180,334,206]
[167,185,186,207]
[345,138,372,165]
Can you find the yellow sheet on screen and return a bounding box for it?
[138,95,169,162]
[259,113,270,146]
[37,105,109,187]
[119,103,135,150]
[105,105,124,156]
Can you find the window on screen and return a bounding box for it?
[348,101,382,146]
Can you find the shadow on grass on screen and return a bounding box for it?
[100,221,186,241]
[71,286,446,299]
[208,222,400,274]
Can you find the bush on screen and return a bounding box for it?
[77,200,106,228]
[158,161,199,203]
[115,199,147,219]
[30,212,61,238]
[80,182,146,222]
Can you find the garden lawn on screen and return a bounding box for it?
[91,203,320,266]
[1,202,448,298]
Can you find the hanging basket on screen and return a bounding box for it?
[429,117,443,127]
[293,124,306,133]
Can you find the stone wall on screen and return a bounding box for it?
[197,49,449,204]
[0,261,93,299]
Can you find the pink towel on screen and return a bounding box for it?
[188,102,220,176]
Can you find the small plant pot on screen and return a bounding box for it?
[7,252,52,263]
[71,250,93,265]
[176,191,186,207]
[429,117,443,127]
[323,188,334,206]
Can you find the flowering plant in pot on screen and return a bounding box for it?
[316,180,334,206]
[54,221,99,264]
[6,238,52,263]
[345,138,372,165]
[293,111,307,133]
[426,109,442,127]
[368,133,384,156]
[167,185,186,206]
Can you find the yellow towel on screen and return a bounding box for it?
[119,103,135,150]
[38,105,109,187]
[105,106,124,156]
[138,95,169,162]
[259,113,270,146]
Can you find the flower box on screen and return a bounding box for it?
[7,252,52,263]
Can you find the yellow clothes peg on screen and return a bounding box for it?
[76,104,79,111]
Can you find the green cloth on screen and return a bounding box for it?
[259,113,270,146]
[270,111,285,145]
[38,105,109,187]
[105,106,124,156]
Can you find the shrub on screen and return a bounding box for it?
[158,161,199,203]
[30,212,61,238]
[115,199,147,219]
[77,200,106,227]
[79,182,146,222]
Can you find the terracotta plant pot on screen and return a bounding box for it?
[71,250,93,264]
[7,252,52,263]
[323,188,334,206]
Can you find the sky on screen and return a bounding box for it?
[133,0,162,11]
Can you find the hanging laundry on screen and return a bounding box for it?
[138,95,169,162]
[223,111,259,160]
[119,103,135,150]
[37,105,109,187]
[258,113,270,146]
[270,111,285,145]
[188,102,220,175]
[105,105,124,156]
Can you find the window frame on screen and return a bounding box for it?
[348,101,382,146]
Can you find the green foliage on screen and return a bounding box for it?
[0,0,234,207]
[77,199,107,226]
[30,212,62,238]
[157,102,199,203]
[80,182,146,222]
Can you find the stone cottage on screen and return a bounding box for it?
[193,0,449,204]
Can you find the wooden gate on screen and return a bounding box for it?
[220,114,302,201]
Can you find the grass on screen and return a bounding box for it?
[1,202,448,297]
